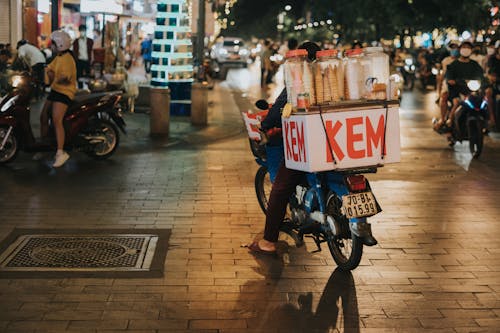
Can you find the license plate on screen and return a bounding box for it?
[342,192,379,218]
[229,54,241,59]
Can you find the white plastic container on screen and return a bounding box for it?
[343,48,365,101]
[284,49,313,109]
[314,49,344,104]
[363,47,390,100]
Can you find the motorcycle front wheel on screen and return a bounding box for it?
[0,126,18,163]
[468,119,483,158]
[325,192,363,271]
[85,120,120,160]
[255,166,272,214]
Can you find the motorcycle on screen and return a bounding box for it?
[432,80,488,158]
[0,72,126,164]
[249,100,380,271]
[397,57,416,90]
[81,67,137,114]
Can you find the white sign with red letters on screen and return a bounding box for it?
[282,106,401,172]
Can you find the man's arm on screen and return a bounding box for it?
[261,88,287,130]
[446,61,457,85]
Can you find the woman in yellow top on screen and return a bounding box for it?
[45,30,77,167]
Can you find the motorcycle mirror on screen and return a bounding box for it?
[255,99,269,110]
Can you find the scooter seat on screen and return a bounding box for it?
[72,92,109,106]
[70,92,120,113]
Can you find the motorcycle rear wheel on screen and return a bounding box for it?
[325,192,363,271]
[0,126,18,163]
[468,120,483,158]
[85,120,120,160]
[255,166,272,214]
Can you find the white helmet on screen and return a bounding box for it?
[51,30,72,51]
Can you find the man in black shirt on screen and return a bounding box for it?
[446,41,485,125]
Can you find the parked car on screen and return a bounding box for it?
[210,37,250,67]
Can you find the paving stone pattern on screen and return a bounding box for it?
[0,81,499,332]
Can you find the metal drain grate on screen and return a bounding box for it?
[0,229,170,277]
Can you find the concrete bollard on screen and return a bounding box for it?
[149,87,170,137]
[191,82,209,126]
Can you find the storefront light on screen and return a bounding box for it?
[81,0,123,15]
[38,0,50,13]
[133,0,144,12]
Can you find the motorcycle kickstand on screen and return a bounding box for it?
[305,235,323,253]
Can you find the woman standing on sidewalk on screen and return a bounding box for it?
[44,30,77,168]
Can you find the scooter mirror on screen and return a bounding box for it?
[255,99,269,110]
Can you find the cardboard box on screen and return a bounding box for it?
[282,104,400,172]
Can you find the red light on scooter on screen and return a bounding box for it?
[345,175,367,192]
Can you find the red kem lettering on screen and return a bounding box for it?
[366,115,385,157]
[325,114,386,162]
[284,120,307,162]
[346,117,365,159]
[325,120,345,162]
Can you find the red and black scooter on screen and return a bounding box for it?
[0,73,126,164]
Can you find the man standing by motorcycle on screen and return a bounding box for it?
[15,40,46,98]
[445,41,485,127]
[44,30,77,168]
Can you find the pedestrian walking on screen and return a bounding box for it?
[73,24,94,88]
[141,35,153,75]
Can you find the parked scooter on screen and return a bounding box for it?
[432,80,488,158]
[249,100,381,271]
[0,72,126,164]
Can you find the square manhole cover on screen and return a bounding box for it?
[0,229,170,278]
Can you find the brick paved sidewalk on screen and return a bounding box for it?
[0,82,499,332]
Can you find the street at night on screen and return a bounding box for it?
[1,0,500,331]
[0,62,499,331]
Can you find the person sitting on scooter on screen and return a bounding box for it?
[44,30,77,168]
[445,41,485,127]
[246,41,321,254]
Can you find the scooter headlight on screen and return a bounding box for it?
[0,95,19,112]
[10,75,24,88]
[467,80,481,92]
[431,68,439,75]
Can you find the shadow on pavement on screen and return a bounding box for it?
[238,249,360,333]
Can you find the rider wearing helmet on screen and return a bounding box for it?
[42,30,76,167]
[445,41,485,126]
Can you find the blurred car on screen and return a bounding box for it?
[210,37,250,67]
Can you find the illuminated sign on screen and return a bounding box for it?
[80,0,123,14]
[151,0,193,87]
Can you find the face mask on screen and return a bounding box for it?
[460,48,472,57]
[450,49,460,57]
[487,47,495,56]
